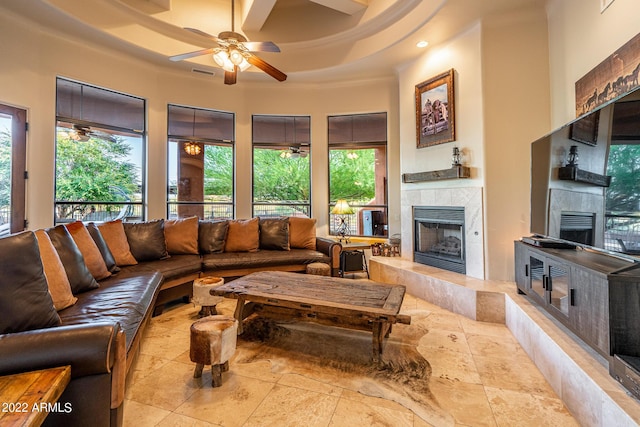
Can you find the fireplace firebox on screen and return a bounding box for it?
[413,206,465,274]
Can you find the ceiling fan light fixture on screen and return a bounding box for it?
[228,48,243,65]
[213,49,235,72]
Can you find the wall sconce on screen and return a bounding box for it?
[331,199,354,243]
[184,142,202,156]
[567,145,579,166]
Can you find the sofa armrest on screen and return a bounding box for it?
[0,322,120,378]
[315,237,342,276]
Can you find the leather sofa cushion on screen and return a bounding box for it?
[97,220,138,266]
[202,248,328,271]
[34,230,78,311]
[58,269,162,353]
[0,231,61,333]
[259,217,290,250]
[47,225,100,294]
[123,254,202,281]
[225,218,259,252]
[65,221,111,280]
[86,222,120,273]
[289,217,317,250]
[124,219,169,262]
[199,220,229,254]
[165,216,199,255]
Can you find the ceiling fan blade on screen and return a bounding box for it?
[243,41,281,53]
[246,55,287,82]
[169,47,216,62]
[184,27,220,42]
[224,67,237,85]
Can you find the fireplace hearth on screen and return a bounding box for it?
[413,206,465,274]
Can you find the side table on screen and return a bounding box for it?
[338,241,371,278]
[0,365,71,427]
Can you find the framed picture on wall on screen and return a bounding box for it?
[570,110,600,146]
[415,69,455,148]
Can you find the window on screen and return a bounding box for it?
[167,105,234,219]
[252,115,311,217]
[328,112,388,237]
[0,104,27,236]
[55,78,145,224]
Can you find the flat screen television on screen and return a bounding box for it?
[529,87,640,259]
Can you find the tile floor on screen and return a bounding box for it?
[123,294,579,426]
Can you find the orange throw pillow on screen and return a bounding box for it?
[96,220,138,266]
[34,229,78,311]
[289,217,317,250]
[65,221,111,280]
[164,216,199,255]
[224,218,259,252]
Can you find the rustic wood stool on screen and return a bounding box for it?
[306,262,331,276]
[189,315,238,387]
[192,276,224,317]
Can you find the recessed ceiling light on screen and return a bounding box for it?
[416,41,429,48]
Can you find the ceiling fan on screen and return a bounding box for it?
[59,124,116,143]
[169,0,287,85]
[280,146,308,159]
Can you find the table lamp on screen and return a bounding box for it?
[331,199,354,242]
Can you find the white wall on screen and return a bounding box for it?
[0,10,400,235]
[397,6,550,281]
[546,0,640,127]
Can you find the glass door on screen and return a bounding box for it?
[548,262,570,317]
[529,254,546,302]
[0,104,26,236]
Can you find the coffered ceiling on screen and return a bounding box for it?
[1,0,545,83]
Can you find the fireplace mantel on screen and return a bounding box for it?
[402,165,470,183]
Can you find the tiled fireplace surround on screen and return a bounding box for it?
[385,187,640,425]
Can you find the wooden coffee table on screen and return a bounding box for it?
[211,271,410,361]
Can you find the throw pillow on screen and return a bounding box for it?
[34,230,78,311]
[164,216,199,255]
[47,225,100,294]
[65,221,111,280]
[259,217,290,250]
[123,219,169,261]
[96,220,138,266]
[198,220,229,254]
[86,222,120,273]
[224,218,259,252]
[0,231,61,334]
[289,217,317,250]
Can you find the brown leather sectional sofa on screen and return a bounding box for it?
[0,217,340,427]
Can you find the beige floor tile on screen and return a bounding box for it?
[156,412,220,427]
[277,373,344,397]
[123,399,171,427]
[418,328,472,354]
[429,377,496,427]
[417,347,481,384]
[422,312,464,332]
[484,386,578,427]
[473,353,556,396]
[466,333,524,358]
[126,360,202,411]
[174,373,275,427]
[140,325,191,361]
[459,317,514,339]
[243,384,339,427]
[128,352,174,385]
[329,395,414,427]
[340,388,414,413]
[231,358,282,383]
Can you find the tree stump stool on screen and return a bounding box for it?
[190,315,238,387]
[306,262,331,276]
[192,276,224,317]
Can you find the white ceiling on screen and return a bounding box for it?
[1,0,545,84]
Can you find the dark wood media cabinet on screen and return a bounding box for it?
[514,240,640,398]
